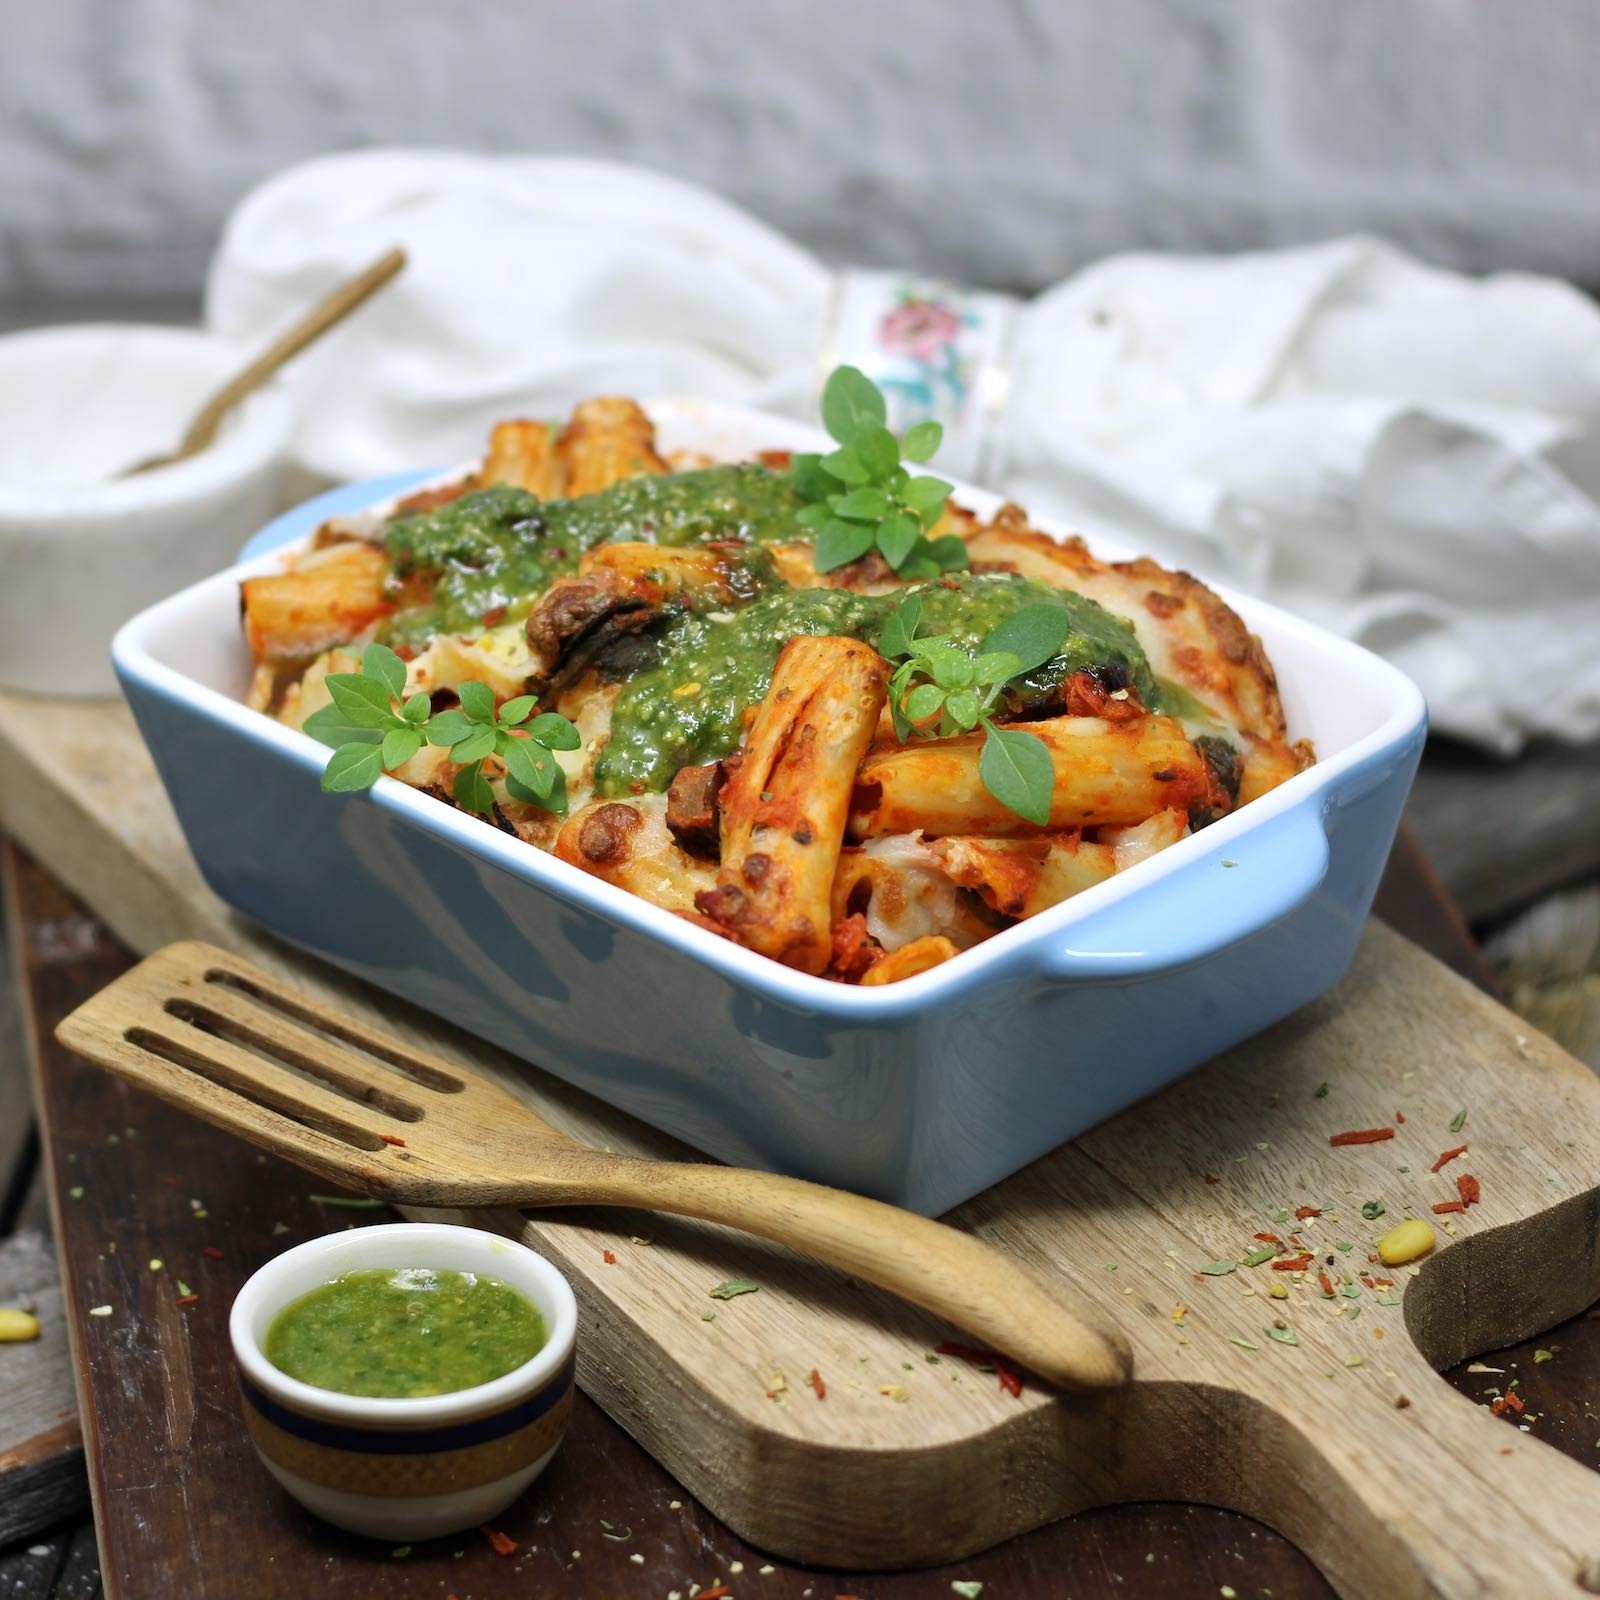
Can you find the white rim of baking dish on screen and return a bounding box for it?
[113,398,1428,1017]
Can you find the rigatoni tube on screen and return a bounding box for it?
[697,636,889,974]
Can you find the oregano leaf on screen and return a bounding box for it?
[878,594,923,660]
[945,689,982,730]
[526,712,582,751]
[814,518,877,572]
[901,419,942,462]
[425,708,474,747]
[401,690,432,725]
[361,642,408,703]
[452,761,496,815]
[902,475,954,514]
[303,704,383,750]
[831,486,889,521]
[498,694,537,726]
[449,725,497,766]
[502,737,556,798]
[877,512,921,571]
[820,444,871,486]
[854,423,900,479]
[820,364,887,444]
[457,680,496,722]
[321,743,386,793]
[381,726,423,770]
[905,682,946,724]
[326,673,397,729]
[982,604,1071,676]
[979,723,1055,826]
[791,451,842,502]
[925,534,970,571]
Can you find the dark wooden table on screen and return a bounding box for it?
[2,831,1597,1600]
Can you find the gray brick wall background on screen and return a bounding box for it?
[4,0,1599,320]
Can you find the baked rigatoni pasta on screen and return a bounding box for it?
[241,396,1313,984]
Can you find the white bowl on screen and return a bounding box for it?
[0,323,291,696]
[229,1223,578,1540]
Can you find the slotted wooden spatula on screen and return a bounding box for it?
[55,941,1130,1392]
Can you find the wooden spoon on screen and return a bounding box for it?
[121,248,406,476]
[56,940,1131,1393]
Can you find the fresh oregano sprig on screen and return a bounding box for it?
[792,365,970,578]
[879,594,1071,826]
[303,642,580,816]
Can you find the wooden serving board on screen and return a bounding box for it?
[4,687,1600,1599]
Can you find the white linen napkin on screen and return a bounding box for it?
[207,151,1600,754]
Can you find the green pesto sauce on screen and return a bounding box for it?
[594,572,1161,796]
[263,1268,546,1399]
[383,464,802,649]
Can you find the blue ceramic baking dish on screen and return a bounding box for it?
[113,401,1426,1215]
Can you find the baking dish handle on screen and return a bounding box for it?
[1040,803,1331,981]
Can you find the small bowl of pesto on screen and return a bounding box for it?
[229,1222,577,1540]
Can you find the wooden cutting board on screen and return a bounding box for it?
[4,686,1600,1600]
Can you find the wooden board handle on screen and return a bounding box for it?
[544,1155,1133,1392]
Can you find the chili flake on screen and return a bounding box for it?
[479,1525,518,1557]
[808,1367,826,1399]
[1430,1144,1469,1173]
[380,1134,406,1147]
[1329,1128,1395,1146]
[1294,1206,1323,1220]
[1273,1254,1314,1272]
[1431,1199,1467,1215]
[1457,1173,1481,1207]
[1202,1172,1221,1185]
[602,1250,617,1265]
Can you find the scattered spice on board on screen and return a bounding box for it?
[1318,1271,1336,1297]
[1430,1144,1469,1173]
[878,1384,909,1403]
[1449,1108,1468,1134]
[1534,1348,1554,1364]
[1199,1259,1236,1277]
[1294,1205,1323,1220]
[380,1134,406,1147]
[174,1294,200,1308]
[807,1367,826,1399]
[766,1370,788,1400]
[1457,1173,1481,1207]
[1203,1172,1221,1185]
[479,1525,518,1557]
[708,1278,759,1300]
[1241,1247,1277,1268]
[1431,1200,1467,1215]
[1360,1200,1386,1221]
[1228,1336,1260,1351]
[1273,1254,1314,1272]
[602,1250,617,1265]
[1314,1082,1329,1098]
[1266,1325,1300,1346]
[1395,1110,1405,1124]
[1329,1128,1395,1146]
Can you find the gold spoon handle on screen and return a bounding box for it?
[539,1153,1133,1393]
[182,246,406,454]
[162,247,407,467]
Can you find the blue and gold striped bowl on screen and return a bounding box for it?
[230,1223,578,1540]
